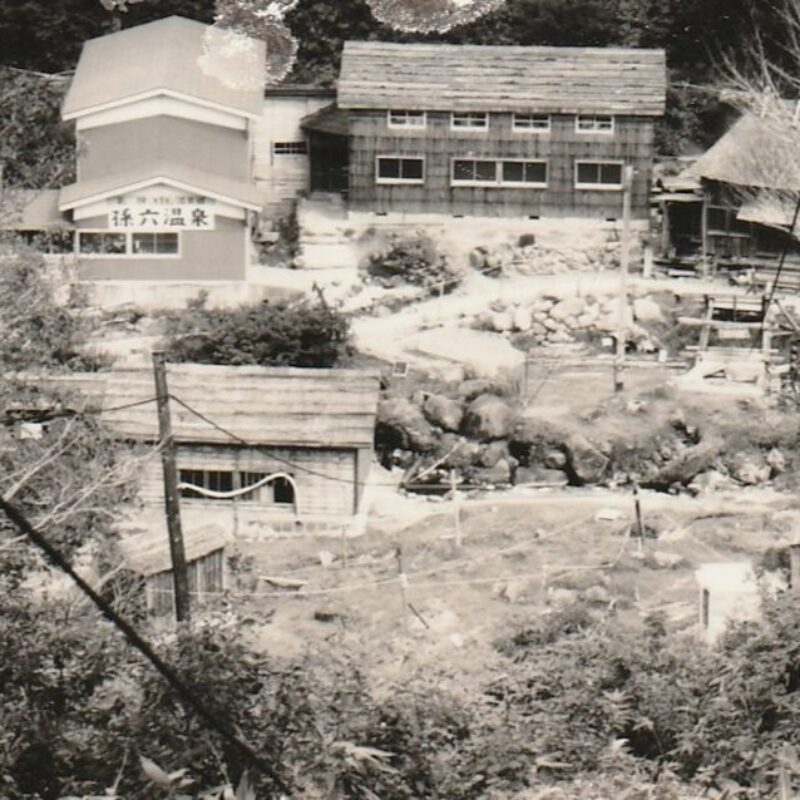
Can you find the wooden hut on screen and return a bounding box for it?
[117,522,229,617]
[302,41,666,221]
[46,364,381,536]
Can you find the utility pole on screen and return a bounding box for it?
[152,352,191,623]
[614,165,634,393]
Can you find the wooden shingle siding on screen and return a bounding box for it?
[348,110,654,218]
[339,42,666,116]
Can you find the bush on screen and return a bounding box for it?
[161,297,350,368]
[364,233,462,292]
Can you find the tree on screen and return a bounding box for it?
[162,297,351,368]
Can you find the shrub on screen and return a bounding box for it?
[161,298,350,368]
[365,233,462,293]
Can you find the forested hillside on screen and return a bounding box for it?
[0,0,791,173]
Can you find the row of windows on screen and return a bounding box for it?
[179,469,296,505]
[77,231,180,257]
[376,157,625,190]
[387,111,615,134]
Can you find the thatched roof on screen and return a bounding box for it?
[689,112,800,191]
[117,520,228,577]
[338,41,667,116]
[63,16,265,120]
[43,363,380,450]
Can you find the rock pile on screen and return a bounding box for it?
[473,293,663,352]
[469,238,644,277]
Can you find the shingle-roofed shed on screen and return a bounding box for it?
[45,364,381,532]
[337,41,667,116]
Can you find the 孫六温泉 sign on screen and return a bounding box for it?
[107,196,216,230]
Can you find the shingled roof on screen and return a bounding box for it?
[63,16,265,120]
[44,364,380,450]
[337,41,666,116]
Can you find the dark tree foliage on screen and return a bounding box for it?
[162,298,351,368]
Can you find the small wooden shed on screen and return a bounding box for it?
[117,522,229,617]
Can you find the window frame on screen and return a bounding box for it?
[575,114,615,134]
[512,113,551,133]
[574,160,625,191]
[375,155,426,185]
[450,111,489,131]
[272,141,308,155]
[451,158,548,189]
[387,110,427,130]
[76,229,182,259]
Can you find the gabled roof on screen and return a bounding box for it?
[63,16,265,121]
[689,111,800,191]
[43,364,381,450]
[58,161,263,211]
[337,41,667,116]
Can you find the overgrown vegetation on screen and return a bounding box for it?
[364,233,462,293]
[7,586,800,798]
[0,237,104,371]
[161,295,351,367]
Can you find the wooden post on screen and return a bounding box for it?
[633,481,645,554]
[614,165,634,393]
[700,194,709,280]
[790,543,800,594]
[152,352,191,623]
[450,470,462,549]
[395,546,408,626]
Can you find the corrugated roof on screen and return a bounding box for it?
[1,189,73,230]
[44,363,381,450]
[338,41,666,115]
[689,112,800,191]
[63,16,265,119]
[117,520,229,577]
[58,161,263,211]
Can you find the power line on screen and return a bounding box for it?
[2,395,158,427]
[0,495,290,793]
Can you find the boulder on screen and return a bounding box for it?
[469,246,488,269]
[457,378,508,402]
[515,466,568,486]
[512,306,532,332]
[550,296,586,321]
[731,453,771,485]
[462,394,515,441]
[563,434,608,485]
[491,310,514,332]
[651,551,686,570]
[422,393,464,433]
[479,440,510,468]
[633,296,665,324]
[544,449,568,469]
[767,447,787,475]
[376,397,439,453]
[468,459,513,486]
[584,585,612,604]
[687,469,734,496]
[649,439,720,487]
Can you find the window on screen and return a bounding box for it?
[77,231,127,256]
[376,156,425,184]
[452,159,548,188]
[132,232,179,255]
[179,469,294,505]
[76,230,180,258]
[513,113,551,132]
[272,476,295,505]
[387,110,427,129]
[501,160,548,186]
[273,141,308,155]
[451,112,489,131]
[575,160,624,189]
[575,114,614,133]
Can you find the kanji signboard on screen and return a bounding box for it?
[106,196,216,230]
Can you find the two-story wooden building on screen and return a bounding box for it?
[303,41,667,223]
[58,16,265,281]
